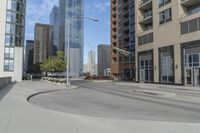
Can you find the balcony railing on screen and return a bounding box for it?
[181,0,200,7]
[181,8,200,18]
[139,0,152,10]
[139,12,153,24]
[138,26,153,34]
[140,0,151,6]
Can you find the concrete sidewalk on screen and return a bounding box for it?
[116,82,200,91]
[0,81,200,133]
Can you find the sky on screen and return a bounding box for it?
[25,0,111,64]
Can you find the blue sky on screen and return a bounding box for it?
[25,0,110,64]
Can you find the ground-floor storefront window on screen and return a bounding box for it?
[159,46,174,83]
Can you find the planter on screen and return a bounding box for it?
[42,77,66,86]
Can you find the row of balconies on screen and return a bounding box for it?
[138,0,199,9]
[138,0,200,34]
[139,0,153,33]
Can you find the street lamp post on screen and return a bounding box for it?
[66,17,98,87]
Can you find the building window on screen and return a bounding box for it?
[181,17,200,34]
[4,59,14,71]
[159,46,174,83]
[185,53,200,67]
[159,8,172,24]
[181,21,189,34]
[4,47,14,59]
[6,11,11,22]
[158,0,171,8]
[138,33,153,45]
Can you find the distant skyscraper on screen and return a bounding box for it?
[98,44,111,76]
[59,0,84,77]
[50,5,59,53]
[34,23,53,64]
[25,40,34,73]
[0,0,26,82]
[88,50,96,75]
[83,64,89,73]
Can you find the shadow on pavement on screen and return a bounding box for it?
[0,83,16,101]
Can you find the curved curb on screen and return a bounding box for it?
[27,86,80,102]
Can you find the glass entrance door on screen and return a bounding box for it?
[185,68,193,86]
[194,67,200,87]
[139,59,153,82]
[140,68,145,82]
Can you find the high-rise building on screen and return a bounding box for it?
[50,5,59,53]
[135,0,200,87]
[111,0,136,81]
[0,0,26,82]
[34,23,53,64]
[98,44,111,76]
[83,63,89,73]
[88,50,96,75]
[59,0,84,77]
[25,40,34,73]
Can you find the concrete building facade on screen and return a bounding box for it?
[50,5,59,53]
[111,0,136,81]
[98,44,111,76]
[25,40,34,73]
[0,0,26,82]
[135,0,200,87]
[59,0,84,77]
[34,23,53,64]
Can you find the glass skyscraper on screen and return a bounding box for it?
[50,5,59,53]
[0,0,26,81]
[59,0,84,77]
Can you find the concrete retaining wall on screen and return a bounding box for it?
[0,77,11,90]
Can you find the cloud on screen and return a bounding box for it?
[85,0,110,16]
[25,0,58,40]
[26,0,58,26]
[85,0,110,27]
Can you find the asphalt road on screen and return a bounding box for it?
[29,80,200,123]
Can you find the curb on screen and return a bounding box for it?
[132,89,176,97]
[115,83,200,91]
[27,86,79,102]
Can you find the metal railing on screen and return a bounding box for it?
[181,9,200,18]
[139,12,153,22]
[139,0,152,7]
[138,26,153,34]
